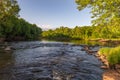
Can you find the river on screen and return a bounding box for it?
[0,40,112,80]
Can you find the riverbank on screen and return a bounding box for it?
[89,38,120,43]
[43,38,120,47]
[81,44,120,80]
[103,69,120,80]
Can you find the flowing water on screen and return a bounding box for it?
[0,40,108,80]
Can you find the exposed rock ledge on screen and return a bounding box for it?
[81,45,120,80]
[103,69,120,80]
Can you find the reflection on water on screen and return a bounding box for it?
[43,39,120,47]
[0,50,14,80]
[71,40,120,47]
[70,40,112,46]
[0,50,13,69]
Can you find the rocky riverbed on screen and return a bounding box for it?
[0,41,103,80]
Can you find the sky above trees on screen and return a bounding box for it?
[17,0,92,29]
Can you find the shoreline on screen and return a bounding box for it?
[81,45,120,80]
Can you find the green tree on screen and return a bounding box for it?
[0,0,42,41]
[0,0,20,20]
[0,0,20,38]
[75,0,120,26]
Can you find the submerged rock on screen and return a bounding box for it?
[4,46,12,51]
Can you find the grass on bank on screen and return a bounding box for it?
[99,46,120,65]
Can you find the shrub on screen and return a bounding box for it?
[99,47,111,56]
[99,46,120,68]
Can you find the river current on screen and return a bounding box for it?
[0,41,103,80]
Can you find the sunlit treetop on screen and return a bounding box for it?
[75,0,120,26]
[0,0,20,19]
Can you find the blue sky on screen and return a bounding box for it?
[17,0,92,29]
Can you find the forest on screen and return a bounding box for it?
[42,25,120,40]
[0,0,42,41]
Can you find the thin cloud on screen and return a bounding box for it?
[37,24,54,30]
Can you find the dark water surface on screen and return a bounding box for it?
[0,41,104,80]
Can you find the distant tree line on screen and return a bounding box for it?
[0,0,42,41]
[42,26,120,40]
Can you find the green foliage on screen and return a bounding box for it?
[0,0,20,22]
[99,47,111,56]
[75,0,120,26]
[0,15,42,41]
[75,0,120,39]
[99,46,120,65]
[109,46,120,65]
[0,0,19,38]
[75,0,120,41]
[42,25,120,40]
[0,0,42,41]
[42,27,71,41]
[42,26,92,40]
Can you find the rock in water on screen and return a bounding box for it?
[4,46,11,51]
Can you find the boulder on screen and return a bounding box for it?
[4,46,12,51]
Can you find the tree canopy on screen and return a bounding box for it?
[0,0,20,20]
[0,0,42,41]
[75,0,120,26]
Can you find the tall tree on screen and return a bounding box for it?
[0,0,42,41]
[0,0,20,37]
